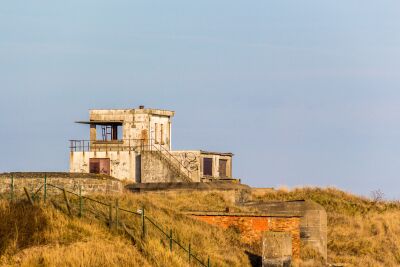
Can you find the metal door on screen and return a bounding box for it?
[219,159,227,178]
[89,158,110,175]
[203,158,213,176]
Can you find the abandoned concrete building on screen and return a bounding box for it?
[69,106,238,183]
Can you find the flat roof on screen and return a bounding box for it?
[88,108,175,116]
[200,150,234,156]
[75,120,123,125]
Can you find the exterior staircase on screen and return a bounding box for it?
[144,144,192,183]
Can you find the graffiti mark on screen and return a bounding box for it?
[180,152,198,171]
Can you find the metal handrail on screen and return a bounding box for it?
[69,139,192,182]
[147,142,192,179]
[69,139,144,152]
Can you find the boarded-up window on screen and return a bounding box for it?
[89,158,110,175]
[219,159,227,178]
[155,123,159,144]
[203,158,213,176]
[160,124,164,145]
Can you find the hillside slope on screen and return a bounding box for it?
[252,187,400,266]
[1,188,400,267]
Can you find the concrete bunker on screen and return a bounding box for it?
[70,106,239,184]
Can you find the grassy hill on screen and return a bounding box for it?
[1,187,400,267]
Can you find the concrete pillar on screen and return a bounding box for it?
[262,231,292,267]
[90,124,97,140]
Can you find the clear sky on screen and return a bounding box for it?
[1,1,400,198]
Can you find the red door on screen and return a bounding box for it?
[89,158,110,175]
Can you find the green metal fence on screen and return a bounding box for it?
[1,175,212,267]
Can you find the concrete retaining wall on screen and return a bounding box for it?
[243,199,327,260]
[188,212,301,259]
[263,231,292,267]
[0,172,123,197]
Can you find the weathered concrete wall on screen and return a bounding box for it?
[189,213,300,259]
[263,231,292,267]
[200,152,233,179]
[170,151,201,182]
[0,173,123,197]
[141,151,183,183]
[244,199,327,260]
[70,151,137,181]
[89,108,174,150]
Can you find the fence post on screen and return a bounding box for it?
[109,202,113,229]
[208,256,210,267]
[141,207,146,239]
[169,229,173,252]
[115,199,119,231]
[10,174,14,202]
[44,174,47,202]
[79,185,83,217]
[63,188,72,215]
[188,243,191,263]
[24,187,34,205]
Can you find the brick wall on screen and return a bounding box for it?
[190,214,300,259]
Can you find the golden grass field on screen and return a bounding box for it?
[1,187,400,267]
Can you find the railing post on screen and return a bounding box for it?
[169,229,173,252]
[63,188,72,215]
[188,243,191,263]
[44,174,47,202]
[24,187,34,205]
[115,199,119,231]
[109,202,113,229]
[141,207,146,239]
[79,185,83,217]
[10,174,14,202]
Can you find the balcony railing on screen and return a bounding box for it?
[69,139,146,152]
[69,138,192,181]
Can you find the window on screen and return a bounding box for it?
[161,124,164,145]
[155,123,159,144]
[98,125,122,141]
[203,158,213,176]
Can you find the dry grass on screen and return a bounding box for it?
[253,187,400,267]
[0,191,251,267]
[0,201,150,267]
[2,187,400,267]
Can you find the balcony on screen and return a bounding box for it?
[69,139,145,152]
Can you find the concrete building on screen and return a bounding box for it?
[69,106,238,183]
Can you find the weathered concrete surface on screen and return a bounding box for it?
[0,172,123,196]
[188,212,301,259]
[140,151,186,183]
[143,150,236,183]
[243,199,327,260]
[89,108,174,150]
[262,231,292,267]
[70,151,138,181]
[71,107,237,183]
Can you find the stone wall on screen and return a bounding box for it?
[188,212,301,259]
[0,172,123,197]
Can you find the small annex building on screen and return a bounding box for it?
[69,106,239,183]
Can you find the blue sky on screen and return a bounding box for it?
[1,1,400,198]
